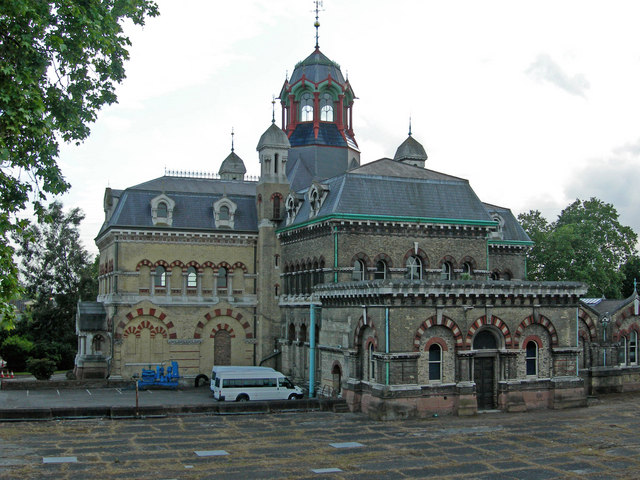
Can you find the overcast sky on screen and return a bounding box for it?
[55,0,640,254]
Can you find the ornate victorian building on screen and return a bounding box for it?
[76,32,640,419]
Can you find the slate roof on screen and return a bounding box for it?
[289,49,346,85]
[289,123,347,147]
[77,301,107,331]
[483,203,532,243]
[285,159,496,227]
[219,151,247,175]
[394,135,428,163]
[97,176,258,237]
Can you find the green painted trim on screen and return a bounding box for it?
[487,240,534,246]
[277,213,497,234]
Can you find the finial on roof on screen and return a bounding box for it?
[408,116,412,136]
[271,95,276,124]
[314,0,323,50]
[231,127,235,152]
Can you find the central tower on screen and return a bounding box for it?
[278,25,359,191]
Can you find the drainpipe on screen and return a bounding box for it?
[253,243,257,366]
[485,237,490,280]
[576,307,579,376]
[385,307,390,385]
[333,225,338,283]
[309,304,316,397]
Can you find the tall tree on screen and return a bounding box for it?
[518,198,638,298]
[621,256,640,298]
[0,1,158,325]
[13,202,97,368]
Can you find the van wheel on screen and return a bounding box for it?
[288,394,299,400]
[194,374,209,388]
[236,394,249,402]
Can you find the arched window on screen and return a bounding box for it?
[187,266,197,288]
[406,256,422,280]
[368,343,376,381]
[155,266,166,287]
[157,202,168,218]
[352,259,365,281]
[525,341,538,376]
[288,323,296,343]
[273,196,281,220]
[630,331,638,365]
[490,271,500,280]
[428,344,442,381]
[374,260,387,280]
[620,336,628,365]
[301,93,313,122]
[299,324,307,343]
[462,262,473,277]
[217,267,228,289]
[320,93,333,121]
[219,206,230,221]
[502,271,512,281]
[440,262,452,280]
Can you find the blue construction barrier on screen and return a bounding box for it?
[137,361,180,389]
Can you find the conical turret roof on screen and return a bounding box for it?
[219,151,246,175]
[257,123,291,151]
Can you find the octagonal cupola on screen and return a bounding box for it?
[394,126,428,168]
[257,122,290,183]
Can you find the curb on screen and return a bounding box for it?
[0,398,349,422]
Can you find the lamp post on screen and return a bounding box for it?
[602,313,610,367]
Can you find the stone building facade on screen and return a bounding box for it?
[75,30,638,419]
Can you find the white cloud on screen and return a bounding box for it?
[525,54,590,97]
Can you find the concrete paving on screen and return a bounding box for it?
[1,387,640,479]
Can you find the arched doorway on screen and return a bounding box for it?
[473,329,498,410]
[214,330,231,366]
[332,364,342,396]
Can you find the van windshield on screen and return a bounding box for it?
[280,378,294,389]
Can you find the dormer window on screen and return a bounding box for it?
[151,194,176,226]
[308,183,329,218]
[214,197,237,229]
[285,193,303,226]
[491,213,505,239]
[157,202,168,218]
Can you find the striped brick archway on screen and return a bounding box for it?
[513,315,559,348]
[413,315,463,351]
[194,308,252,339]
[116,307,176,340]
[465,315,512,349]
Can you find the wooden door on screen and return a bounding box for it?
[474,357,495,410]
[214,330,231,366]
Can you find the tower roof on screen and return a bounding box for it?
[394,135,428,163]
[219,151,247,175]
[289,49,346,86]
[257,123,291,151]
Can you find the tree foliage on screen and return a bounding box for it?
[0,0,158,325]
[518,198,638,298]
[12,201,98,369]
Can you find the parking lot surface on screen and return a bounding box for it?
[1,390,640,479]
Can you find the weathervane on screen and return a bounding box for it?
[408,116,412,136]
[314,1,324,49]
[231,127,235,152]
[272,95,276,124]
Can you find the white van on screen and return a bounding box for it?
[212,369,304,402]
[209,366,275,393]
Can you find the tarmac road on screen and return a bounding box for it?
[1,388,640,479]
